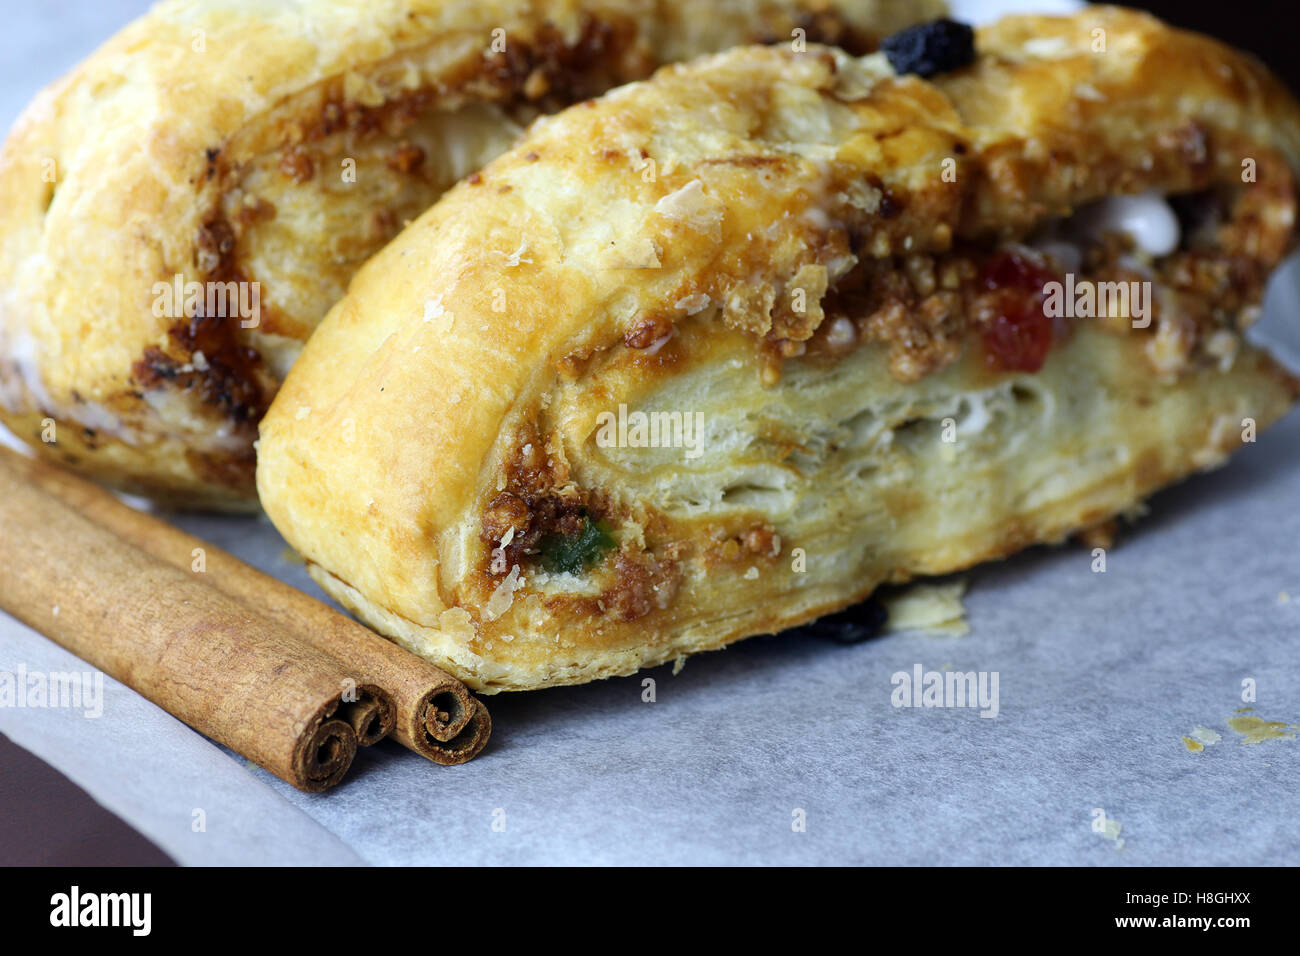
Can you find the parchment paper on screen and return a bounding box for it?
[1,0,1296,866]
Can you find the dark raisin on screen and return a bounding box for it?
[881,19,975,79]
[1168,189,1220,240]
[878,191,903,219]
[804,597,889,645]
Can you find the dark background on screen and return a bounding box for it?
[0,1,1293,868]
[1124,1,1299,91]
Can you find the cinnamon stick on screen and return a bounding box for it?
[0,452,362,792]
[2,447,491,765]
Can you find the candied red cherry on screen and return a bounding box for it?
[980,251,1058,373]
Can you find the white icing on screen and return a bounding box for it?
[1073,191,1181,257]
[0,319,53,414]
[645,331,675,355]
[1023,36,1070,58]
[825,317,856,350]
[959,394,994,435]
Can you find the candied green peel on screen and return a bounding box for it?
[539,515,615,574]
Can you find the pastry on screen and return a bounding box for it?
[0,0,937,507]
[256,8,1300,691]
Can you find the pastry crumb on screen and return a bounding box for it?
[1096,817,1125,850]
[1076,518,1118,551]
[882,580,969,635]
[1226,715,1296,745]
[1191,726,1222,745]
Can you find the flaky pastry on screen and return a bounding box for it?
[0,0,935,507]
[257,8,1300,691]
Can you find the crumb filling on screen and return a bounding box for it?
[476,170,1295,622]
[119,8,884,490]
[801,182,1292,383]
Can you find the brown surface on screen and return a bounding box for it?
[0,733,174,866]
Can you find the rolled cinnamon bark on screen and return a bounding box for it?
[427,698,494,767]
[341,692,393,748]
[0,452,359,792]
[1,446,490,765]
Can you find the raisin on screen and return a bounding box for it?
[804,598,889,645]
[881,19,975,79]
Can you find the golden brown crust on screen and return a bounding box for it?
[0,0,936,507]
[257,8,1300,690]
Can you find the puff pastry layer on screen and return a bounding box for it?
[257,7,1300,691]
[0,0,934,507]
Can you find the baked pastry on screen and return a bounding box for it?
[0,0,938,508]
[257,8,1300,692]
